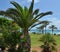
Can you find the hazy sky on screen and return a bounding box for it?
[0,0,60,29]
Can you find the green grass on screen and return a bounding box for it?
[54,35,60,47]
[30,34,42,47]
[30,33,60,47]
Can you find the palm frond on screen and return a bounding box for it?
[33,9,39,15]
[33,11,52,20]
[10,1,23,12]
[6,8,20,17]
[29,21,47,30]
[38,11,52,19]
[29,0,34,14]
[0,11,6,16]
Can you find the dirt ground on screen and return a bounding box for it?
[31,47,42,52]
[31,47,60,52]
[4,47,60,52]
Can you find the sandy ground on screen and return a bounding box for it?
[31,47,60,52]
[31,47,42,52]
[4,47,60,52]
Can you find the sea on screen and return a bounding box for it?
[30,29,60,34]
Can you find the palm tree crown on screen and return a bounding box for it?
[0,0,52,31]
[37,25,45,34]
[40,33,57,52]
[49,25,57,34]
[41,21,50,34]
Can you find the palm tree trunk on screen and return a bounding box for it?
[18,29,31,52]
[52,29,54,35]
[22,29,31,52]
[45,27,46,34]
[42,30,44,34]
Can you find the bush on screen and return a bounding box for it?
[54,33,56,35]
[40,33,57,52]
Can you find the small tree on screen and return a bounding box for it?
[49,25,57,35]
[43,21,50,34]
[40,33,57,52]
[0,18,22,52]
[2,28,21,52]
[37,25,45,34]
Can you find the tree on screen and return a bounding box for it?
[40,33,57,52]
[37,25,45,34]
[0,0,52,52]
[49,25,57,35]
[42,21,50,34]
[0,17,21,52]
[2,27,21,52]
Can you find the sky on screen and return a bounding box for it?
[0,0,60,29]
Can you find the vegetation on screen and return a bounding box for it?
[30,34,60,47]
[0,18,22,52]
[0,0,52,52]
[31,33,60,52]
[37,21,50,34]
[49,25,57,35]
[1,30,21,52]
[0,33,60,48]
[41,21,50,34]
[37,24,45,34]
[40,33,57,52]
[0,0,58,52]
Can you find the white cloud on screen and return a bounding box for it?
[27,0,39,3]
[45,18,60,30]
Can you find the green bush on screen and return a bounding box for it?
[40,33,57,52]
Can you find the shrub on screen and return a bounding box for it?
[40,33,57,52]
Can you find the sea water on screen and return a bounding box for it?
[30,29,60,34]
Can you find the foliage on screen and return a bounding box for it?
[37,21,50,34]
[30,33,60,47]
[41,21,50,34]
[37,25,45,34]
[40,33,57,52]
[0,0,52,30]
[40,34,55,43]
[49,25,57,34]
[0,18,22,52]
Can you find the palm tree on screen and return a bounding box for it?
[49,25,57,35]
[40,33,57,52]
[37,25,45,34]
[41,21,50,34]
[0,0,52,52]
